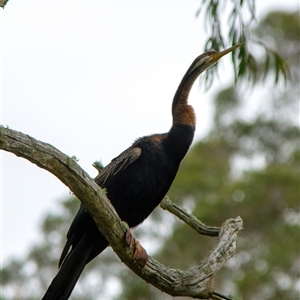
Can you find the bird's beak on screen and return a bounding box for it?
[211,42,244,63]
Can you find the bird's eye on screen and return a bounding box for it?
[207,50,217,56]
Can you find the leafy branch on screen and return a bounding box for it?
[0,125,243,299]
[196,0,288,87]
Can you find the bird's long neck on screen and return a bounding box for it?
[164,63,202,162]
[171,64,201,128]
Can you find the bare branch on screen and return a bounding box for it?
[0,126,243,299]
[161,197,220,237]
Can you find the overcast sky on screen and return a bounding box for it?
[1,0,298,263]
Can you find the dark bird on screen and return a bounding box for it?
[42,43,242,300]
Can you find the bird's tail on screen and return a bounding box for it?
[42,236,107,300]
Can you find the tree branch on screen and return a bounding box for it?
[0,126,243,299]
[0,0,9,8]
[161,197,221,237]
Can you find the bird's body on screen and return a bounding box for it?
[42,43,242,300]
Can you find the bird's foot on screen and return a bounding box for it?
[125,229,148,267]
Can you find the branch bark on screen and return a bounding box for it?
[0,126,243,299]
[0,0,9,8]
[161,197,221,237]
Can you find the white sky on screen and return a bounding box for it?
[1,0,298,263]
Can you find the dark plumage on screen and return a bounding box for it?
[42,43,242,300]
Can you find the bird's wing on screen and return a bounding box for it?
[94,146,142,186]
[58,146,142,267]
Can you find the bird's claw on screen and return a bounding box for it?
[125,229,135,246]
[125,229,148,267]
[132,240,148,266]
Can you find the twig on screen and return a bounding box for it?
[161,197,220,236]
[210,291,233,300]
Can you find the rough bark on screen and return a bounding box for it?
[0,126,243,299]
[161,197,221,237]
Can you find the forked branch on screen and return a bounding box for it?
[0,126,243,299]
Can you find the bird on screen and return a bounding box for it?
[42,43,242,300]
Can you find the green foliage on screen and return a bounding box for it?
[253,11,299,85]
[196,1,290,87]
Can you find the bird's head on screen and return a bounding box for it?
[172,42,244,126]
[186,42,243,76]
